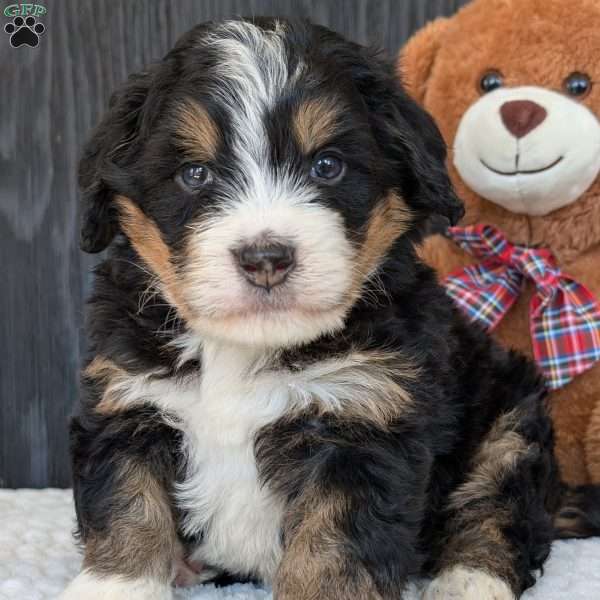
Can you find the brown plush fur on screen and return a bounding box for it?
[400,0,600,486]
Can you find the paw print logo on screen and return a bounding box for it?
[4,15,45,47]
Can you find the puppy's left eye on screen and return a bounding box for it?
[177,163,211,191]
[310,153,345,183]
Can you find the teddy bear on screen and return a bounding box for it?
[399,0,600,486]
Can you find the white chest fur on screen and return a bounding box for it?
[128,338,410,581]
[172,342,291,580]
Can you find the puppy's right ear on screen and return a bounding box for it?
[398,18,450,104]
[78,69,155,253]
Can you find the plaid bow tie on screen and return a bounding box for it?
[444,224,600,389]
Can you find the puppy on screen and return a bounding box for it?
[63,17,595,600]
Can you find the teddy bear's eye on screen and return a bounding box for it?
[479,70,504,94]
[564,72,592,99]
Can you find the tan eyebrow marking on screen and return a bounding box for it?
[293,96,345,154]
[174,98,220,160]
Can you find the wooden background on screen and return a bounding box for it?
[0,0,468,488]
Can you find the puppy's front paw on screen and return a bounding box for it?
[60,570,173,600]
[423,567,515,600]
[173,556,221,587]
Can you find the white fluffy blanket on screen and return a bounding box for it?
[1,489,599,600]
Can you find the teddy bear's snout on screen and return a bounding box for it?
[500,100,547,139]
[452,85,600,216]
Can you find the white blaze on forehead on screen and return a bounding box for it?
[206,20,290,106]
[201,21,315,226]
[203,21,309,220]
[203,20,293,167]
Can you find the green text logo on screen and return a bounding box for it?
[4,4,46,17]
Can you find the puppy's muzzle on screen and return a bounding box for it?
[234,243,296,291]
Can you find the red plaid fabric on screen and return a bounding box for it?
[445,224,600,389]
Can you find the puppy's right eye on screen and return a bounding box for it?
[177,163,211,191]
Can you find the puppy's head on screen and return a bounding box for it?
[80,18,461,348]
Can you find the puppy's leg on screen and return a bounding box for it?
[62,458,176,600]
[275,491,385,600]
[258,414,430,600]
[424,407,556,600]
[62,411,179,600]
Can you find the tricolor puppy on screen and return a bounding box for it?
[64,18,566,600]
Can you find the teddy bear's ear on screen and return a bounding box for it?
[78,68,157,253]
[399,18,451,104]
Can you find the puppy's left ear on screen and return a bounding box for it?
[357,54,464,227]
[389,91,465,227]
[78,68,157,253]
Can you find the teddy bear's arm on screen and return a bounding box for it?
[550,366,600,487]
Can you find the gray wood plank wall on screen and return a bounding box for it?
[0,0,468,488]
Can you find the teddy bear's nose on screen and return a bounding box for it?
[500,100,547,139]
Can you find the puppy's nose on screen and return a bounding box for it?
[236,244,295,290]
[500,100,547,139]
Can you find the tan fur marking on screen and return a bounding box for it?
[116,197,175,287]
[83,460,177,581]
[437,517,517,591]
[84,357,131,414]
[436,411,529,592]
[174,98,220,160]
[94,370,139,414]
[276,490,382,600]
[287,193,412,338]
[88,361,170,415]
[354,193,413,287]
[449,410,528,510]
[293,97,344,155]
[303,350,418,427]
[315,193,412,326]
[116,196,193,322]
[84,356,123,381]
